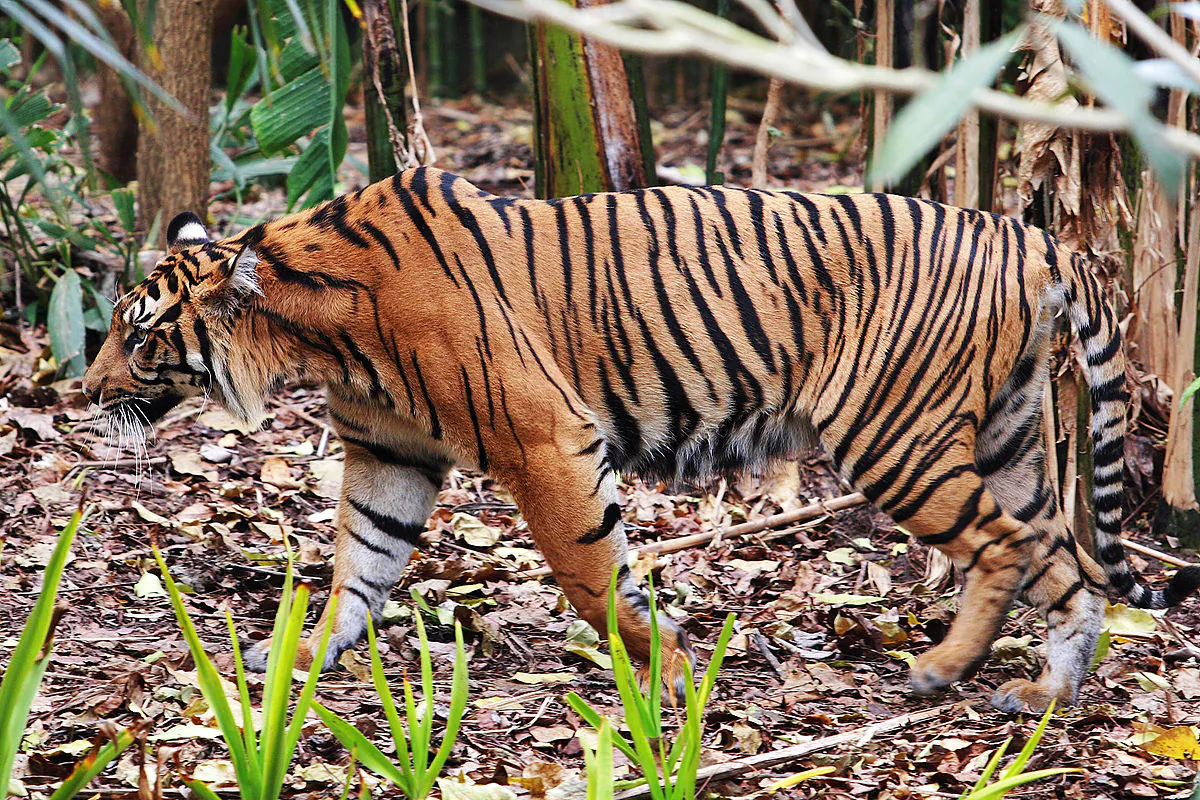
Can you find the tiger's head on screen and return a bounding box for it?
[81,212,263,434]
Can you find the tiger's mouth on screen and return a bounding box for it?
[104,393,185,426]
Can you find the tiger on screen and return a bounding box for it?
[81,166,1200,712]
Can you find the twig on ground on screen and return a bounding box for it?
[752,630,786,679]
[517,492,868,580]
[67,456,168,472]
[613,705,947,799]
[1121,538,1196,569]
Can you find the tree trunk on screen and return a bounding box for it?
[954,0,980,209]
[529,0,654,197]
[137,0,215,244]
[93,3,138,184]
[362,0,413,182]
[1158,9,1200,543]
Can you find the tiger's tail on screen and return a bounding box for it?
[1059,248,1200,609]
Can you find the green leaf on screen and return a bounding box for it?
[1056,20,1185,195]
[225,25,257,114]
[250,66,330,155]
[0,38,18,70]
[48,270,86,377]
[112,188,137,236]
[1180,377,1200,411]
[0,509,81,796]
[47,727,136,800]
[963,768,1082,800]
[313,704,411,790]
[154,547,258,798]
[872,30,1020,187]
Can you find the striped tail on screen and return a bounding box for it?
[1062,250,1200,609]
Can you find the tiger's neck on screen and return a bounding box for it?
[218,189,417,426]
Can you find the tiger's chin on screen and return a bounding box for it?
[100,393,186,433]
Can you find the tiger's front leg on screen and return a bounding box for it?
[245,409,451,672]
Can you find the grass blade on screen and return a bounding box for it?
[1000,700,1056,781]
[425,621,469,793]
[47,726,138,800]
[0,509,80,791]
[313,704,409,788]
[964,768,1082,800]
[154,546,256,798]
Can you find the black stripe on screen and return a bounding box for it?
[347,496,424,546]
[577,503,622,544]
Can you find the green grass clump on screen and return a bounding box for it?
[154,545,335,800]
[315,596,468,800]
[960,700,1080,800]
[567,572,735,800]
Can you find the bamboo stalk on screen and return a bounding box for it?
[704,0,730,185]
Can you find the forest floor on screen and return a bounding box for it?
[2,95,1200,800]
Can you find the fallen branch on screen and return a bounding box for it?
[613,705,947,799]
[517,492,867,579]
[1122,538,1197,569]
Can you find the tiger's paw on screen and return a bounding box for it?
[991,678,1071,713]
[632,624,695,706]
[240,636,330,674]
[909,645,977,696]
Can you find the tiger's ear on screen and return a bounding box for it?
[202,243,260,316]
[167,211,210,253]
[218,242,260,298]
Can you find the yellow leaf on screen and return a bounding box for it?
[513,672,576,685]
[1104,603,1158,637]
[1141,727,1200,759]
[450,512,501,547]
[812,593,885,606]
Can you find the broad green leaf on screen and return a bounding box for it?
[0,38,18,70]
[48,270,86,377]
[250,67,330,155]
[872,30,1020,186]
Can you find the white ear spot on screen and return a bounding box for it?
[175,222,208,243]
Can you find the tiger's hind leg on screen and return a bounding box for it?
[977,356,1107,711]
[838,426,1037,696]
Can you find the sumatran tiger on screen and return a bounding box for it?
[81,167,1200,712]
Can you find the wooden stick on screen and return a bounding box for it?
[68,456,168,470]
[517,492,867,580]
[613,705,947,799]
[1121,538,1196,569]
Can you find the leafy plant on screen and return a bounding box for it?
[314,597,469,800]
[582,717,615,799]
[566,573,736,800]
[237,0,353,210]
[1,506,140,799]
[959,701,1081,800]
[153,544,336,800]
[1,36,126,376]
[1,508,83,796]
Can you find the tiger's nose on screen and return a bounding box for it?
[81,378,105,405]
